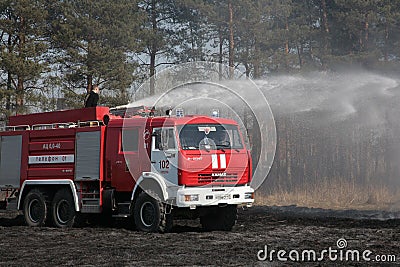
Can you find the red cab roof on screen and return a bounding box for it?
[118,115,239,128]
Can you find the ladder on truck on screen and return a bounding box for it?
[1,120,104,132]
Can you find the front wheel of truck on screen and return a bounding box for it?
[133,190,172,233]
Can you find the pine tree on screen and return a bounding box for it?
[376,0,400,63]
[49,0,143,108]
[234,0,271,77]
[289,1,321,70]
[329,0,380,65]
[0,0,49,115]
[138,0,186,95]
[173,0,212,63]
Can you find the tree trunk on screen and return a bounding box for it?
[16,16,25,114]
[253,38,260,78]
[218,25,223,80]
[149,0,157,95]
[384,24,389,61]
[16,77,24,115]
[150,52,156,95]
[6,34,12,113]
[297,44,303,68]
[364,12,369,51]
[285,20,289,70]
[228,0,234,79]
[321,0,330,68]
[308,14,314,62]
[244,62,250,78]
[87,75,93,94]
[6,72,12,112]
[86,36,94,93]
[321,0,330,34]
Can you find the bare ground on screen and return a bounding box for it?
[0,206,399,266]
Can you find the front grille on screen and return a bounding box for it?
[197,173,238,183]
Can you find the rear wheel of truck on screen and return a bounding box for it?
[23,189,48,227]
[133,190,172,233]
[200,205,238,231]
[51,188,77,228]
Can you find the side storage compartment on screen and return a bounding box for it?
[0,135,23,210]
[75,131,101,181]
[75,130,102,213]
[0,135,22,188]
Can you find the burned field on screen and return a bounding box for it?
[0,206,398,266]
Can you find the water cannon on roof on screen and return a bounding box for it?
[176,108,184,117]
[110,105,156,117]
[211,109,220,118]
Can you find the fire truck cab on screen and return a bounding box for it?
[0,106,254,232]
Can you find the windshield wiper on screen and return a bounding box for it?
[216,144,230,148]
[216,144,230,152]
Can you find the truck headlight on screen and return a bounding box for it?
[184,194,199,202]
[244,192,254,199]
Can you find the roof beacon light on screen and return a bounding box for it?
[212,109,220,118]
[176,108,184,118]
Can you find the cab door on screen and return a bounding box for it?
[151,127,178,185]
[107,127,141,191]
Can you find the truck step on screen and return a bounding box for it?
[116,202,131,215]
[6,198,17,211]
[81,198,100,213]
[81,204,101,213]
[81,198,100,205]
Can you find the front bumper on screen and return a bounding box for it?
[175,185,254,208]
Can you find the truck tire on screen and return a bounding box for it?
[51,188,77,228]
[133,190,172,233]
[200,205,237,231]
[23,189,48,227]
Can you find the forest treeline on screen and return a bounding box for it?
[1,0,400,118]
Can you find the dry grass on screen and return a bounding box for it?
[255,180,400,211]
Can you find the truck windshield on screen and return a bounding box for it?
[178,124,243,150]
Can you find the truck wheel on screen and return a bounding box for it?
[133,190,172,233]
[200,205,237,231]
[51,188,76,228]
[23,189,48,227]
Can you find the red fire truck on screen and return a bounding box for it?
[0,106,254,232]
